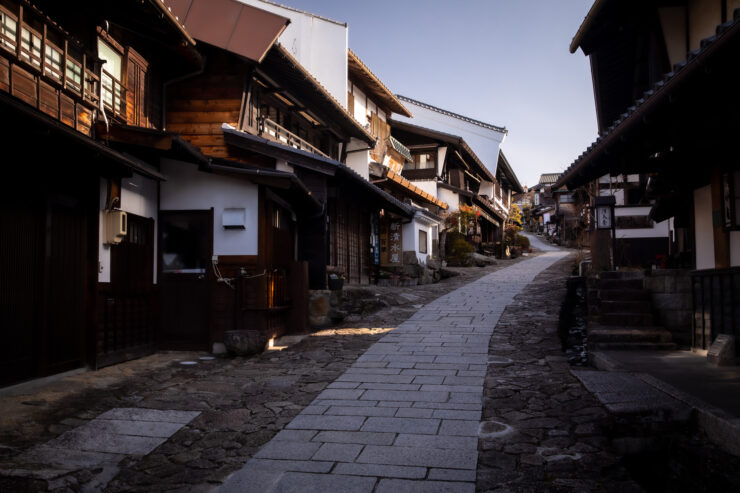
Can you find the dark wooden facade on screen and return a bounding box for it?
[0,0,196,386]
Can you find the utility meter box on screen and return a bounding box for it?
[104,210,127,245]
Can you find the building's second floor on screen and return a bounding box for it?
[572,0,739,133]
[0,0,196,137]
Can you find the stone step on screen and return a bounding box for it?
[588,341,678,351]
[588,326,673,343]
[598,288,651,302]
[600,300,653,314]
[599,271,646,280]
[599,312,655,326]
[598,279,644,290]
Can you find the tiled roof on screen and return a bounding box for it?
[384,167,449,210]
[538,173,562,185]
[396,95,508,134]
[388,135,413,162]
[556,8,740,190]
[221,124,414,217]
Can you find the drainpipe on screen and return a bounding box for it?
[161,56,207,131]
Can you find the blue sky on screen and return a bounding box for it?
[280,0,598,188]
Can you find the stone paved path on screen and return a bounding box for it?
[216,251,570,492]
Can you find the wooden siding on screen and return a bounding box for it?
[328,196,371,285]
[96,214,156,368]
[166,55,244,160]
[692,268,740,354]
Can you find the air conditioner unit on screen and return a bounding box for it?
[104,210,127,245]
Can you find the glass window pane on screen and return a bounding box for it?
[97,39,122,80]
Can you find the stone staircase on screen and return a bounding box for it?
[588,271,676,350]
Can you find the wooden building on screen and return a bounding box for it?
[0,0,198,386]
[556,0,740,353]
[389,119,520,253]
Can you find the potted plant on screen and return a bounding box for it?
[328,272,345,291]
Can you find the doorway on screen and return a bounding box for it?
[159,210,212,349]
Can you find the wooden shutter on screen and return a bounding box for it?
[348,91,354,117]
[125,47,148,127]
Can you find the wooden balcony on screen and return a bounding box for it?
[260,117,329,159]
[0,2,99,136]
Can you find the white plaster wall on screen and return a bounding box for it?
[614,206,670,239]
[439,188,460,212]
[160,159,259,256]
[479,181,494,198]
[437,147,447,176]
[402,219,432,265]
[237,0,348,105]
[98,178,111,283]
[689,0,721,51]
[98,174,159,284]
[599,188,625,205]
[393,100,506,177]
[410,180,438,197]
[659,6,688,66]
[352,85,368,125]
[345,139,370,180]
[694,185,715,270]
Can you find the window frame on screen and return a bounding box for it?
[97,36,126,119]
[418,229,428,254]
[0,6,17,53]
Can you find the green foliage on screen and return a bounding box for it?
[445,231,474,266]
[503,204,524,247]
[515,234,530,249]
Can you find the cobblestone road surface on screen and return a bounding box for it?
[216,251,571,492]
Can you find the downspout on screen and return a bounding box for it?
[161,56,207,131]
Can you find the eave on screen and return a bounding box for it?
[389,118,495,182]
[348,49,412,117]
[262,45,376,144]
[222,125,413,218]
[556,9,740,190]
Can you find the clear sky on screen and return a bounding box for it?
[277,0,598,188]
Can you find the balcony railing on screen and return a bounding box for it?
[260,117,329,158]
[101,68,126,119]
[0,2,99,134]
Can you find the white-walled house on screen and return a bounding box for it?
[236,0,348,105]
[393,95,508,179]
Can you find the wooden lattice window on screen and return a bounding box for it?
[20,25,42,69]
[0,8,17,52]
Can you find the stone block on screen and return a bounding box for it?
[376,479,474,493]
[312,442,364,462]
[223,330,268,356]
[360,417,440,435]
[308,290,331,326]
[393,434,477,450]
[286,415,366,431]
[707,335,736,366]
[312,431,396,446]
[438,420,481,436]
[254,441,321,460]
[271,472,376,493]
[333,463,426,479]
[356,445,477,469]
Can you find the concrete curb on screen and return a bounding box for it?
[588,350,740,459]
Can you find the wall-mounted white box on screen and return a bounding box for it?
[222,208,246,229]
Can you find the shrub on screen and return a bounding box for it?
[445,231,474,266]
[515,234,530,250]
